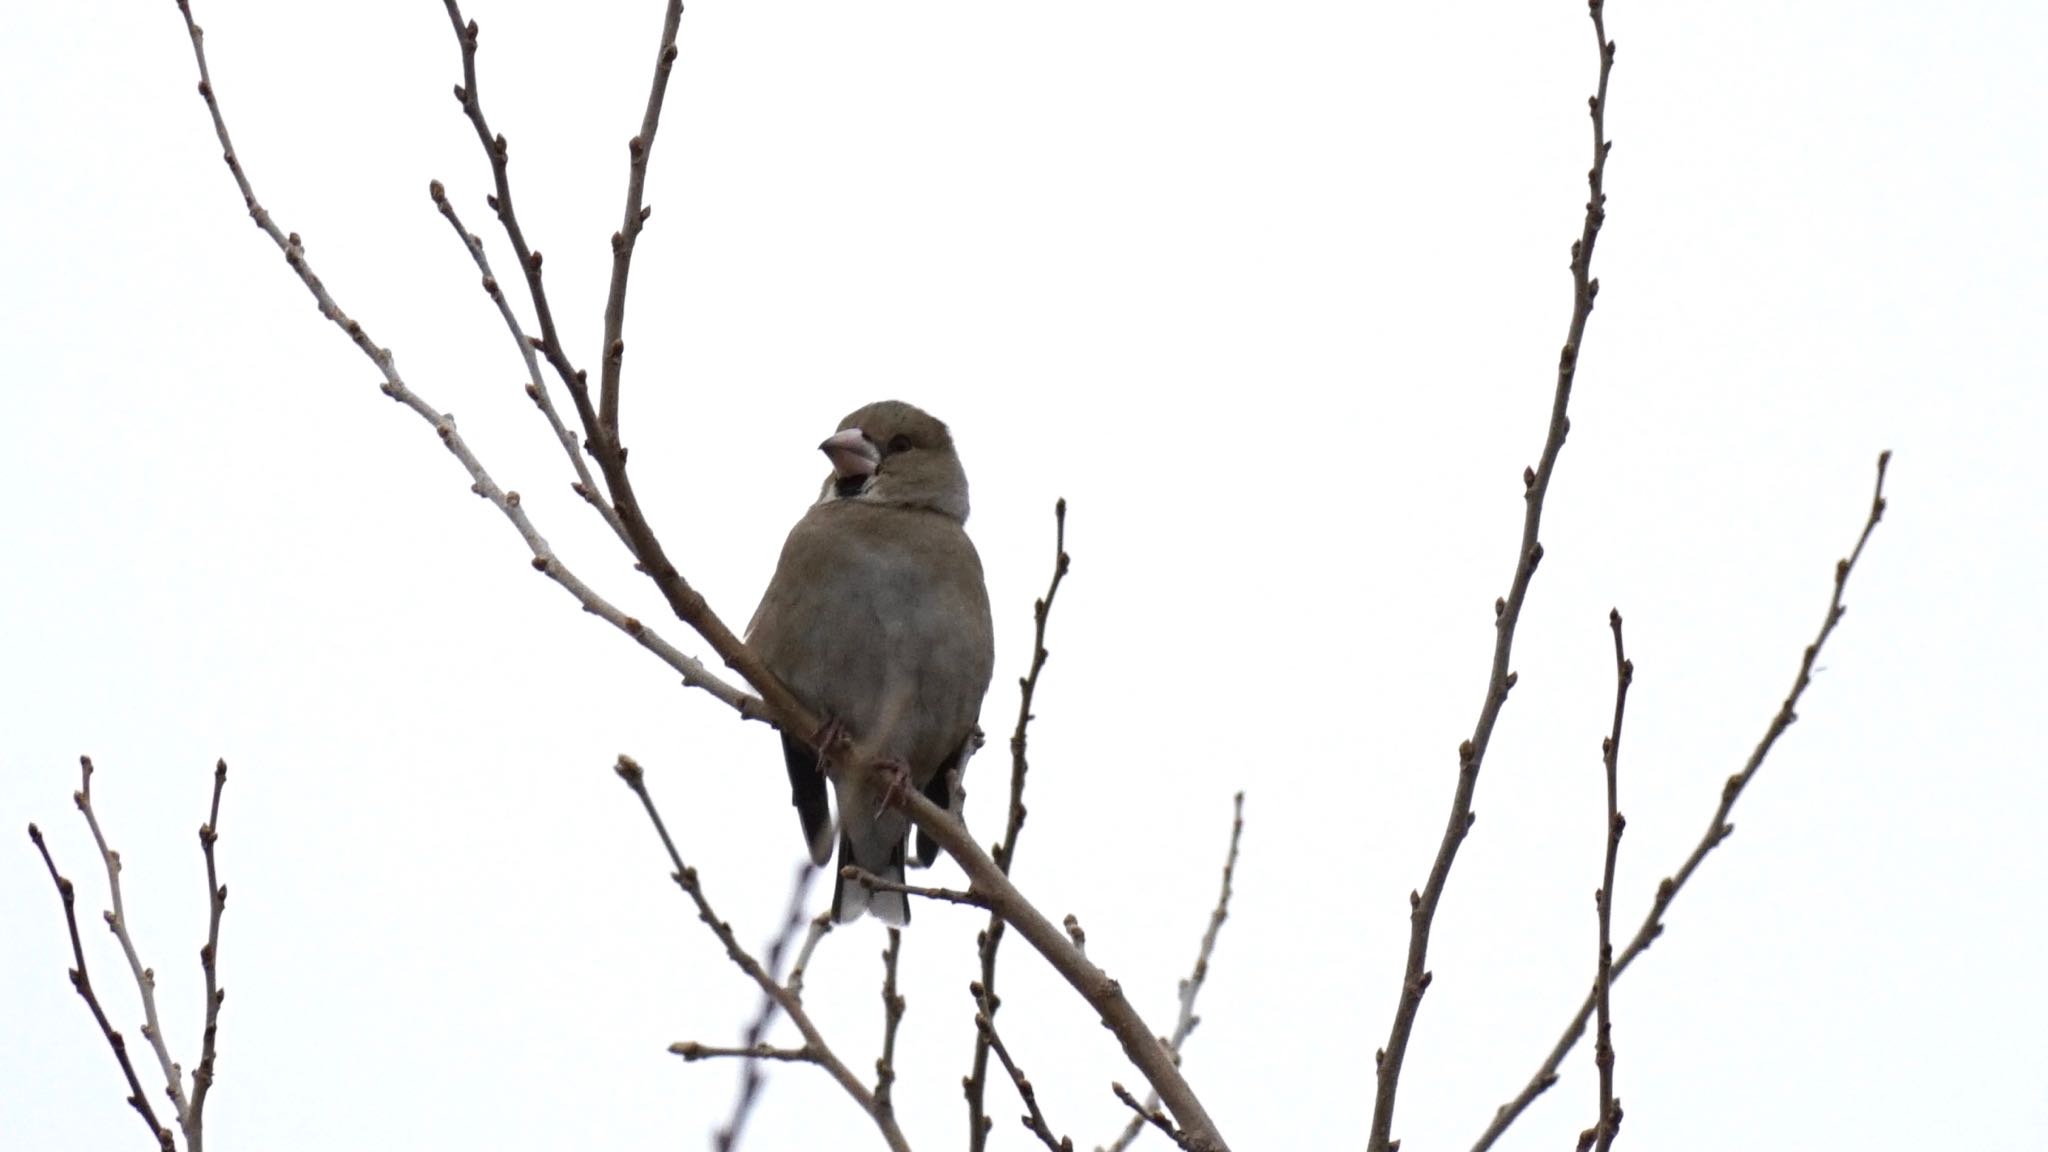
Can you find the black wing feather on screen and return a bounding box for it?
[781,734,833,866]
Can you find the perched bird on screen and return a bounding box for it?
[747,401,995,924]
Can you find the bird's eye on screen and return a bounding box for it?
[887,434,914,455]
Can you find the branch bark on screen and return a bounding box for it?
[1473,450,1892,1151]
[1367,5,1617,1148]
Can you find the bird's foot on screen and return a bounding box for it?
[874,758,916,813]
[810,717,849,774]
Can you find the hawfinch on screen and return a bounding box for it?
[747,401,995,924]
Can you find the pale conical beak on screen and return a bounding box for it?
[820,428,880,479]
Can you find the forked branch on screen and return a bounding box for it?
[1474,450,1892,1152]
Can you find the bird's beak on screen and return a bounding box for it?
[820,428,880,479]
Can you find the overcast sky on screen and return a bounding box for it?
[4,2,2044,1150]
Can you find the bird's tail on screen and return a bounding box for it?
[831,832,909,925]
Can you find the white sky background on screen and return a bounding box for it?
[3,1,2044,1149]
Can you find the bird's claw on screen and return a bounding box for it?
[874,758,914,813]
[810,717,848,773]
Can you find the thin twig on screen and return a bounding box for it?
[1111,1083,1194,1152]
[974,984,1074,1152]
[1102,794,1244,1152]
[1473,450,1892,1151]
[428,180,629,545]
[187,759,230,1152]
[846,867,991,911]
[438,3,587,399]
[875,929,905,1120]
[673,1042,815,1063]
[785,912,835,1000]
[969,498,1071,1151]
[73,758,191,1130]
[595,0,686,442]
[170,0,756,718]
[901,789,1227,1152]
[1365,5,1618,1149]
[714,860,822,1152]
[439,0,821,743]
[1578,612,1632,1152]
[26,820,177,1152]
[614,756,910,1152]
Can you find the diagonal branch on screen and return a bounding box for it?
[437,0,819,743]
[1101,794,1243,1152]
[428,180,629,546]
[27,818,177,1152]
[73,758,191,1131]
[968,498,1070,1151]
[713,860,822,1152]
[615,755,910,1152]
[1366,5,1617,1149]
[1474,450,1892,1152]
[901,789,1227,1152]
[170,0,756,718]
[439,4,586,401]
[1111,1083,1195,1152]
[974,982,1075,1152]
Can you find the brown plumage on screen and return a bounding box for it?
[747,401,995,924]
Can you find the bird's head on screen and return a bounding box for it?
[818,400,971,522]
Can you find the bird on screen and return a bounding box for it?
[747,400,995,924]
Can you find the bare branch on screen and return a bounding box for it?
[171,0,757,720]
[614,756,910,1152]
[973,984,1074,1152]
[714,861,823,1152]
[427,180,629,546]
[1580,612,1632,1152]
[595,0,687,442]
[900,790,1227,1152]
[438,3,587,398]
[969,498,1071,1150]
[1102,794,1243,1152]
[846,867,990,912]
[187,759,230,1152]
[673,1042,816,1064]
[1366,5,1618,1149]
[26,816,177,1152]
[785,912,836,1001]
[874,929,905,1120]
[73,758,191,1130]
[1111,1083,1194,1152]
[438,0,820,744]
[1474,449,1892,1151]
